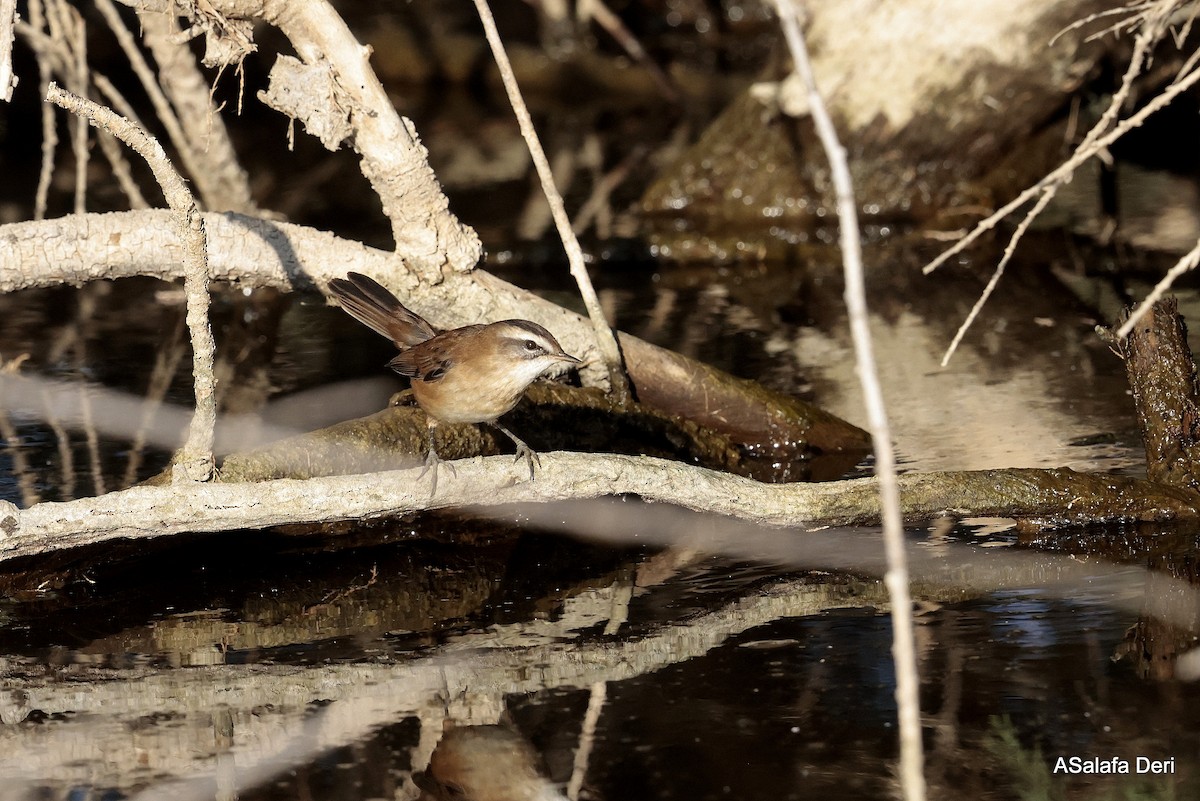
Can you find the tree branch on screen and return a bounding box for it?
[0,0,17,101]
[45,84,217,481]
[0,210,870,454]
[473,0,631,398]
[1,454,1196,564]
[116,0,481,279]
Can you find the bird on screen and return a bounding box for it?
[327,272,582,492]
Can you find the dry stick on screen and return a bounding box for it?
[1087,0,1184,43]
[67,3,87,215]
[4,452,1200,562]
[1049,2,1155,47]
[45,82,217,482]
[1117,237,1200,339]
[242,0,480,279]
[772,3,925,801]
[92,74,151,208]
[134,6,255,212]
[922,61,1200,277]
[0,0,17,102]
[940,185,1059,366]
[1170,1,1200,47]
[472,0,632,402]
[1076,5,1167,153]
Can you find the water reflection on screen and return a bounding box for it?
[0,518,1198,800]
[2,253,1200,800]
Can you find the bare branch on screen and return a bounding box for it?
[1116,237,1200,338]
[0,211,870,455]
[472,0,632,400]
[24,0,58,220]
[94,0,254,211]
[923,48,1200,276]
[45,83,217,481]
[940,185,1059,366]
[0,0,17,101]
[92,74,151,207]
[3,450,1199,566]
[771,2,924,797]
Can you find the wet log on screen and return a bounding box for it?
[212,382,758,483]
[641,0,1119,256]
[1122,297,1200,491]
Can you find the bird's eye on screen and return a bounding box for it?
[524,340,540,352]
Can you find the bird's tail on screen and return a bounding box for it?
[328,272,437,347]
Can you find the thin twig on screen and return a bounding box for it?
[1049,2,1155,46]
[929,0,1190,356]
[922,59,1200,276]
[771,2,925,799]
[94,0,210,209]
[925,0,1194,277]
[940,185,1059,366]
[133,5,255,211]
[93,74,151,208]
[46,82,217,481]
[1076,5,1169,152]
[45,0,89,215]
[472,0,632,402]
[1116,236,1200,338]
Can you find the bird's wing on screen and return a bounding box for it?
[388,326,486,381]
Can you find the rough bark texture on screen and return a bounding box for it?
[1123,298,1200,491]
[122,0,482,280]
[3,460,1198,565]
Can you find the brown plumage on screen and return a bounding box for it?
[328,272,581,490]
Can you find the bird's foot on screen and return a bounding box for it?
[490,422,541,481]
[512,441,542,481]
[417,448,456,496]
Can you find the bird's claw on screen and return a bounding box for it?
[513,442,541,480]
[417,448,456,496]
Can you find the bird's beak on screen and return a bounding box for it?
[557,352,583,365]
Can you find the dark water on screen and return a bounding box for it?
[2,242,1200,801]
